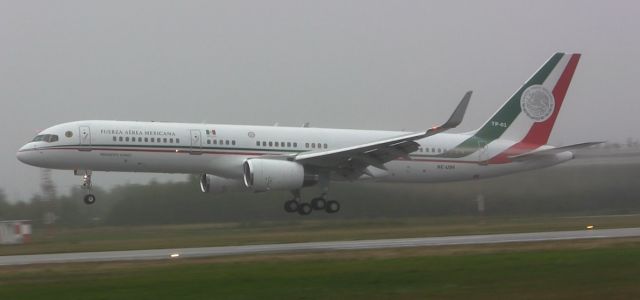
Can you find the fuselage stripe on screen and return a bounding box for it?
[22,145,487,164]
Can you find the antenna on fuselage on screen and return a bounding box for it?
[302,122,310,128]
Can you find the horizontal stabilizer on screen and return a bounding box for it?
[509,142,604,162]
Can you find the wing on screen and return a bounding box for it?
[295,91,472,178]
[509,141,604,162]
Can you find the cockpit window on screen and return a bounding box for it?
[32,135,46,142]
[32,134,59,143]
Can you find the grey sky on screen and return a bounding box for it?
[1,1,638,201]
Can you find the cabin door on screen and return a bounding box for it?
[190,129,202,155]
[79,126,92,151]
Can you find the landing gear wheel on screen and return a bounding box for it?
[284,200,299,213]
[311,197,327,210]
[325,200,340,213]
[297,203,313,216]
[83,194,96,205]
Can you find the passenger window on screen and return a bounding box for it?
[125,137,130,142]
[113,136,117,142]
[269,141,273,147]
[256,141,260,146]
[150,138,155,142]
[163,138,167,143]
[138,137,142,142]
[225,140,229,145]
[438,148,441,153]
[275,142,279,147]
[206,130,210,135]
[213,139,217,145]
[262,141,266,146]
[170,138,174,143]
[281,142,285,147]
[293,142,297,148]
[311,143,316,148]
[324,143,328,149]
[232,140,236,146]
[305,143,309,148]
[119,137,123,142]
[287,142,291,147]
[144,137,148,142]
[431,148,435,152]
[176,138,180,143]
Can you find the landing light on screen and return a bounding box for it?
[170,253,180,258]
[586,225,595,230]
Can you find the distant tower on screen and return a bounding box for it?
[40,169,58,229]
[40,168,56,202]
[475,194,485,215]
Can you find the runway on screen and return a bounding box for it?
[1,227,639,266]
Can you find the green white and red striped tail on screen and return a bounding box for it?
[441,53,581,163]
[487,53,581,163]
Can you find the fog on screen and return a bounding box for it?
[1,1,639,201]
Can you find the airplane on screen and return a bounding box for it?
[17,52,599,215]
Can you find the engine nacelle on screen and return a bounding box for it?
[242,159,306,192]
[200,174,248,194]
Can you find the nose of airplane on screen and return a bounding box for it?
[16,144,35,165]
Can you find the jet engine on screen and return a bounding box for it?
[243,159,315,192]
[200,174,248,194]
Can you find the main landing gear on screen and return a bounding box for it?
[78,170,96,205]
[284,190,340,216]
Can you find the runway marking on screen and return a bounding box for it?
[1,227,640,266]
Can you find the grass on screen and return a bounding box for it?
[1,238,640,299]
[2,214,640,256]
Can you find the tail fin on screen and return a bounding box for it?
[443,53,581,161]
[478,52,581,144]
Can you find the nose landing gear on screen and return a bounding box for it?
[83,194,96,205]
[76,170,96,205]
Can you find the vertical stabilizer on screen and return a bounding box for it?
[440,53,581,162]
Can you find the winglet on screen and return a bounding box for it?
[428,91,472,133]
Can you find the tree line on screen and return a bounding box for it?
[1,162,640,227]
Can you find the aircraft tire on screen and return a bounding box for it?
[83,194,96,205]
[325,200,340,213]
[284,200,299,213]
[297,203,313,216]
[311,197,327,210]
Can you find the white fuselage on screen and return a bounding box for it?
[17,120,572,184]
